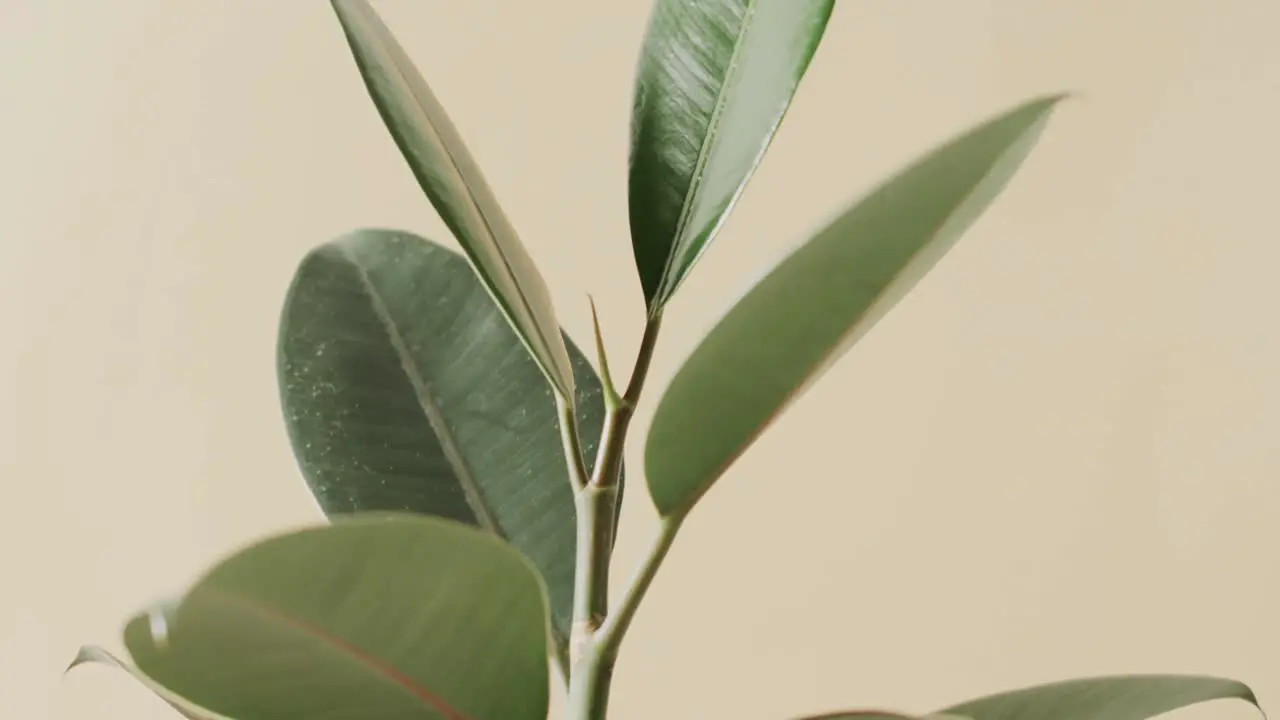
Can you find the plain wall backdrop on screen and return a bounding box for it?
[2,1,1277,718]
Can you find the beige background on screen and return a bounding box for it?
[2,1,1276,718]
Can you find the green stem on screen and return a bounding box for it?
[557,395,590,492]
[566,641,614,720]
[570,483,618,661]
[554,393,591,688]
[594,514,682,659]
[565,311,667,719]
[565,516,683,720]
[588,314,663,490]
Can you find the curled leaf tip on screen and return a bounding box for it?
[64,644,102,675]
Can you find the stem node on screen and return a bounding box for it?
[563,312,666,719]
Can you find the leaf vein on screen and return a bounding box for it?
[656,0,758,303]
[337,242,504,539]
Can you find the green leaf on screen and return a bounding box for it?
[792,675,1263,720]
[788,707,931,712]
[644,95,1065,518]
[119,515,551,720]
[329,0,576,399]
[67,646,233,720]
[939,675,1263,720]
[277,228,620,677]
[627,0,836,311]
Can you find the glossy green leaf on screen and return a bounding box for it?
[116,515,550,720]
[329,0,576,399]
[67,646,231,720]
[628,0,835,311]
[645,95,1065,517]
[938,675,1262,720]
[277,228,620,677]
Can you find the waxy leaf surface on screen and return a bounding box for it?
[628,0,835,311]
[331,0,575,398]
[277,229,617,675]
[121,516,551,720]
[645,95,1065,517]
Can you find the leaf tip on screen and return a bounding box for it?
[1032,90,1075,116]
[64,645,96,675]
[64,644,122,678]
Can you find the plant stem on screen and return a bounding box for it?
[589,313,663,490]
[564,311,665,719]
[565,515,683,719]
[558,396,590,492]
[570,482,618,660]
[594,514,683,661]
[566,641,612,720]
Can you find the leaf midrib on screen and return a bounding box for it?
[669,121,1039,517]
[339,243,502,538]
[656,0,760,304]
[343,0,568,395]
[201,588,472,720]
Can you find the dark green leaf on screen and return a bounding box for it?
[628,0,835,311]
[120,515,551,720]
[939,675,1262,720]
[277,229,619,678]
[645,95,1065,518]
[329,0,576,398]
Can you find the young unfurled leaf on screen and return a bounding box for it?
[645,95,1066,518]
[98,516,552,720]
[627,0,835,312]
[277,229,620,677]
[329,0,576,399]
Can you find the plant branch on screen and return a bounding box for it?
[557,395,591,492]
[588,312,663,490]
[564,307,666,719]
[624,310,663,407]
[592,514,683,665]
[566,517,683,720]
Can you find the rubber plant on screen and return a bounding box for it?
[68,2,1265,720]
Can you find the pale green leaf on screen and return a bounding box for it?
[939,675,1263,720]
[119,515,552,720]
[791,711,928,720]
[645,95,1065,518]
[329,0,575,399]
[791,675,1262,720]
